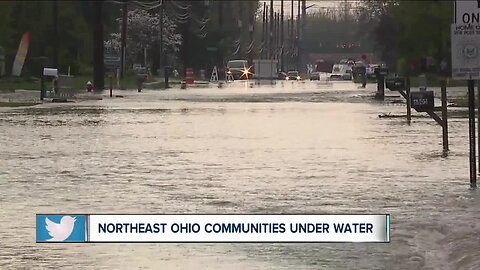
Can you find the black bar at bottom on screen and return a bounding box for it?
[468,80,477,188]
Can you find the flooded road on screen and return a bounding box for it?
[1,81,479,269]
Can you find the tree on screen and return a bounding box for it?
[358,0,453,74]
[104,8,182,69]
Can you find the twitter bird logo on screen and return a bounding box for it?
[45,216,76,241]
[36,215,86,242]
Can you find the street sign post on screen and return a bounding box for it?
[453,0,480,187]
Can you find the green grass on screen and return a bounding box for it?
[0,77,39,91]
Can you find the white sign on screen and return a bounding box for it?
[87,214,390,243]
[455,0,480,23]
[451,23,480,80]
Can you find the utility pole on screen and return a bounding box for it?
[266,5,269,59]
[269,0,273,59]
[120,0,127,79]
[301,0,306,74]
[273,12,277,60]
[280,0,284,71]
[93,0,104,91]
[262,2,266,59]
[290,0,294,70]
[238,1,243,58]
[53,0,59,69]
[277,13,280,60]
[159,0,164,75]
[296,0,300,70]
[248,1,254,63]
[218,1,222,26]
[182,9,190,78]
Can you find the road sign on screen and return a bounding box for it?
[451,23,480,80]
[104,55,120,75]
[455,0,480,23]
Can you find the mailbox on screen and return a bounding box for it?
[374,67,388,76]
[43,68,58,77]
[386,77,405,91]
[410,91,434,112]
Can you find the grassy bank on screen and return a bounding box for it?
[0,75,168,92]
[0,101,41,107]
[353,73,467,88]
[0,77,39,91]
[408,74,467,87]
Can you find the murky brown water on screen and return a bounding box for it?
[0,81,479,269]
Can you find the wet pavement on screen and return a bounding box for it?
[0,80,479,269]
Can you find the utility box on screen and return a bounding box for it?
[410,91,434,112]
[386,77,406,91]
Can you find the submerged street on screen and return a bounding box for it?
[1,81,479,269]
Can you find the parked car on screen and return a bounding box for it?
[310,71,320,80]
[226,59,249,80]
[330,64,352,80]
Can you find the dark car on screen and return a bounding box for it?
[286,71,301,81]
[226,59,248,80]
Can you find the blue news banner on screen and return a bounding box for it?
[36,214,390,243]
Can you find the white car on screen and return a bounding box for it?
[330,64,352,80]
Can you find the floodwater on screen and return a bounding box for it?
[0,80,479,270]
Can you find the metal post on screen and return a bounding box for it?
[468,79,477,188]
[110,76,113,97]
[478,79,480,172]
[406,76,411,124]
[40,75,45,101]
[375,75,385,100]
[441,79,448,153]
